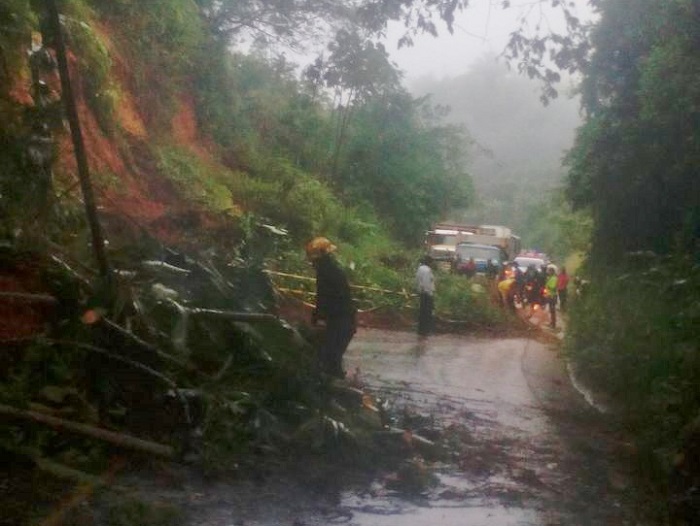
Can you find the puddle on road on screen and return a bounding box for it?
[340,500,538,526]
[339,472,540,526]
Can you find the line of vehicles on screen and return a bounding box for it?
[424,222,551,275]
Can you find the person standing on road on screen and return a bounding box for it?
[485,259,498,281]
[498,274,517,312]
[464,257,477,278]
[545,266,558,328]
[514,265,526,304]
[306,237,357,379]
[416,255,436,337]
[557,266,570,312]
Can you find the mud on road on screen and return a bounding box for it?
[115,328,653,526]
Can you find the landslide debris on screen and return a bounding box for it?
[0,238,416,525]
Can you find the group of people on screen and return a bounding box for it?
[304,236,570,379]
[304,239,437,380]
[497,262,569,328]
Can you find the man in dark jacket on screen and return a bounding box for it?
[306,237,356,379]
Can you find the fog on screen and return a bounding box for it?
[381,1,593,230]
[275,1,592,231]
[385,1,526,82]
[410,56,581,230]
[385,0,595,82]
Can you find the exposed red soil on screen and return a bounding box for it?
[0,258,54,342]
[48,30,235,249]
[171,94,221,162]
[92,21,148,139]
[8,80,33,106]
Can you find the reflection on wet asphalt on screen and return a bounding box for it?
[336,328,637,526]
[347,331,546,430]
[182,329,642,526]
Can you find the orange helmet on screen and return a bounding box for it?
[305,236,336,260]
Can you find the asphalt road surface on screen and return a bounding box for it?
[337,329,644,526]
[178,328,649,526]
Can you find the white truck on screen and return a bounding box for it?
[425,223,521,264]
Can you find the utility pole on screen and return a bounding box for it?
[45,0,110,281]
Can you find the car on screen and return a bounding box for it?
[453,243,505,274]
[513,255,548,274]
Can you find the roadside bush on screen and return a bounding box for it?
[229,157,347,242]
[340,232,417,311]
[566,254,700,468]
[435,273,507,327]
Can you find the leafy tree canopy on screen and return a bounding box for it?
[338,90,474,243]
[566,0,700,265]
[194,0,595,101]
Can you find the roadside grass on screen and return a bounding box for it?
[565,253,700,503]
[435,273,508,328]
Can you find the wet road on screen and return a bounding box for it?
[179,329,644,526]
[338,329,641,526]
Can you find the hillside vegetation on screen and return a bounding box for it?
[558,1,700,519]
[1,0,475,257]
[0,5,505,521]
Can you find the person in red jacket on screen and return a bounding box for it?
[557,266,570,312]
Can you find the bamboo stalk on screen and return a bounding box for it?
[101,318,195,372]
[264,270,315,282]
[186,307,278,322]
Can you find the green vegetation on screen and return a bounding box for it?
[568,255,699,435]
[561,0,700,506]
[566,0,699,263]
[522,190,592,262]
[60,0,119,132]
[435,274,506,327]
[0,1,35,87]
[337,91,473,244]
[155,144,239,216]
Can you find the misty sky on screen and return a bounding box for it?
[384,0,595,82]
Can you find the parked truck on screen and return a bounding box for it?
[425,223,521,271]
[424,223,479,262]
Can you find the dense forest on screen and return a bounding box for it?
[0,1,477,254]
[563,0,700,504]
[1,0,699,522]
